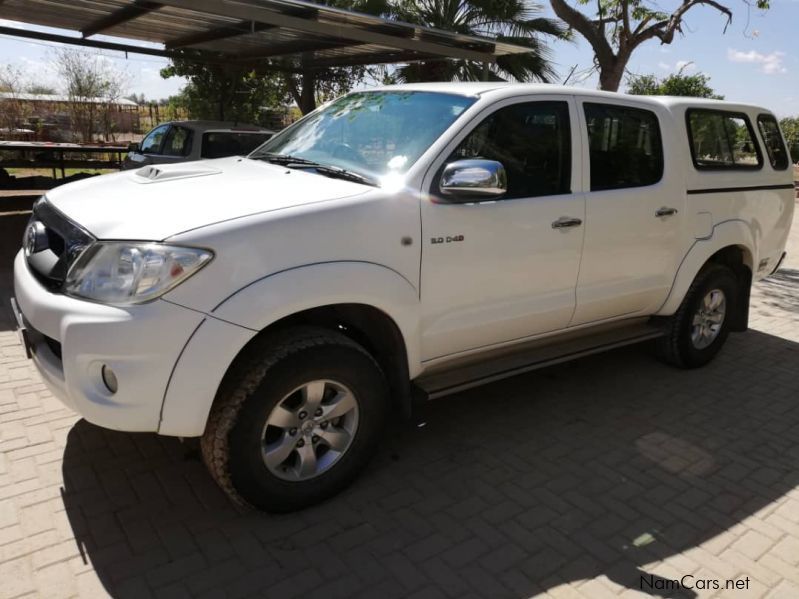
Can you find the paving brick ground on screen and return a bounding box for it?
[1,202,798,598]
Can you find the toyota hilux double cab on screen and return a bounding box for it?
[12,83,794,511]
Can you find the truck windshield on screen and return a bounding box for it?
[250,91,475,182]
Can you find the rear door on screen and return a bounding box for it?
[570,99,685,325]
[151,125,194,164]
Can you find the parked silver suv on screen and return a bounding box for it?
[122,120,274,169]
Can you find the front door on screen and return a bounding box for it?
[570,99,685,326]
[420,97,585,362]
[124,123,169,169]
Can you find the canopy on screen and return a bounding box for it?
[0,0,533,71]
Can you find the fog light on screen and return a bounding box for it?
[101,365,118,394]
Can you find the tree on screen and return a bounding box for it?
[125,92,147,105]
[627,69,723,99]
[159,60,290,122]
[0,66,32,132]
[52,48,130,141]
[160,0,387,116]
[26,84,57,95]
[389,0,567,83]
[549,0,770,91]
[779,117,799,164]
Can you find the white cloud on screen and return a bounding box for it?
[727,48,787,74]
[658,62,671,70]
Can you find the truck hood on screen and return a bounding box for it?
[45,157,370,240]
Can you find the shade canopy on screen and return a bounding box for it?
[0,0,533,71]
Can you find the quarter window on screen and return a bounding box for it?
[757,114,789,170]
[687,109,762,169]
[449,101,571,199]
[202,132,273,159]
[584,103,663,191]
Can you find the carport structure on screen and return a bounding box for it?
[0,0,531,72]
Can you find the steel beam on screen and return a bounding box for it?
[234,38,363,60]
[81,1,162,37]
[153,0,497,63]
[166,21,274,48]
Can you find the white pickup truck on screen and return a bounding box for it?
[12,83,794,511]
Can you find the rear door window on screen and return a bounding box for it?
[162,126,193,157]
[583,103,663,191]
[686,109,762,169]
[757,114,790,170]
[201,132,273,159]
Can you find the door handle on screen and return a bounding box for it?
[655,207,678,218]
[551,216,583,229]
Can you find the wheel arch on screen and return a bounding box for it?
[227,303,413,418]
[657,220,755,331]
[159,261,421,437]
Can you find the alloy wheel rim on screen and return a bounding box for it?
[691,288,726,350]
[261,379,359,481]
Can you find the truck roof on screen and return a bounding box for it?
[365,82,772,115]
[159,120,274,133]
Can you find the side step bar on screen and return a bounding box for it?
[415,323,664,400]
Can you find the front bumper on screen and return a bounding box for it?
[13,250,205,433]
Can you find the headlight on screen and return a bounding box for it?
[65,242,213,305]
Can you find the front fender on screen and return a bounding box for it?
[656,219,756,317]
[158,261,421,437]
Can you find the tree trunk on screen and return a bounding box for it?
[597,56,628,92]
[299,71,316,115]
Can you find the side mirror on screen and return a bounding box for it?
[127,142,140,153]
[439,159,507,200]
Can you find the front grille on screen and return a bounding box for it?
[25,199,94,291]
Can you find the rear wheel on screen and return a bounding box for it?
[201,327,389,512]
[657,265,739,368]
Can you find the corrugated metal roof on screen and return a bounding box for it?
[0,0,531,69]
[0,92,138,106]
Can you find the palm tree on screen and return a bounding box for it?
[390,0,567,83]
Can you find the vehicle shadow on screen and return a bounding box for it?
[60,329,799,598]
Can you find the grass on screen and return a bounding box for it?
[5,167,117,179]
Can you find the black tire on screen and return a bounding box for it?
[201,326,389,512]
[657,264,739,369]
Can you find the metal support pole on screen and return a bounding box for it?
[482,61,490,81]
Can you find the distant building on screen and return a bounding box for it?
[0,92,139,141]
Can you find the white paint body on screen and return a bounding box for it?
[13,83,795,436]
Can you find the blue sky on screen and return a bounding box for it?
[1,0,797,116]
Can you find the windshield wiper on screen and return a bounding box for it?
[254,153,317,166]
[253,153,377,186]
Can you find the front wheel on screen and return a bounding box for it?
[201,327,389,512]
[657,264,739,368]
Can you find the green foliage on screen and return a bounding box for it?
[551,0,771,91]
[627,71,723,99]
[390,0,568,83]
[779,117,799,163]
[159,60,290,124]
